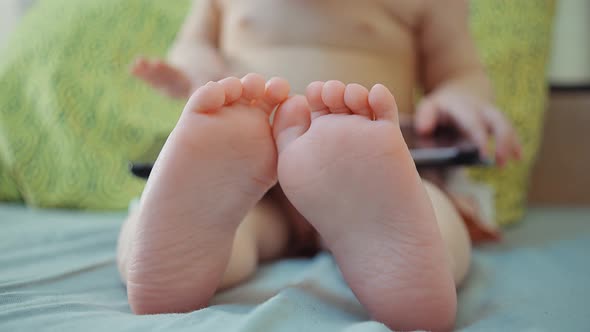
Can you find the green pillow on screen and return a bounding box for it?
[0,0,190,209]
[469,0,555,225]
[0,0,554,225]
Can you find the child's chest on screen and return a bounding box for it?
[218,0,424,53]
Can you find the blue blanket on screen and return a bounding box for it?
[1,204,589,331]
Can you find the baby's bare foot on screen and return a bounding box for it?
[127,74,290,314]
[273,81,456,331]
[131,57,192,98]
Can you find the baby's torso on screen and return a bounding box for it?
[218,0,424,113]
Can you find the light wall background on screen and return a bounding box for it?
[0,0,33,49]
[548,0,590,85]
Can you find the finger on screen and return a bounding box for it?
[415,98,439,135]
[445,106,490,159]
[141,58,158,71]
[481,106,516,166]
[131,56,152,77]
[511,131,523,161]
[134,58,164,82]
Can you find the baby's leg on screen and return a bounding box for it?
[273,81,459,332]
[423,181,472,286]
[118,74,293,315]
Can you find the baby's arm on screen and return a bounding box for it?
[416,0,520,165]
[419,0,491,101]
[167,0,228,87]
[132,0,229,98]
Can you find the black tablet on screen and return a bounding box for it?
[400,122,490,169]
[130,123,490,179]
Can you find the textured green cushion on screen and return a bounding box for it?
[0,0,191,209]
[469,0,555,225]
[0,0,554,224]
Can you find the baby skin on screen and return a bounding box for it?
[119,74,462,331]
[119,0,522,331]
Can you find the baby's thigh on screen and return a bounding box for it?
[241,193,292,261]
[422,180,472,285]
[220,195,292,288]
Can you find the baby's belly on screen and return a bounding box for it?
[225,47,416,113]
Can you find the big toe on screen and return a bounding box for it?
[185,81,226,114]
[368,84,398,122]
[273,95,311,153]
[256,77,291,114]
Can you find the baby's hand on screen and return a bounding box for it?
[415,91,522,167]
[131,57,192,99]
